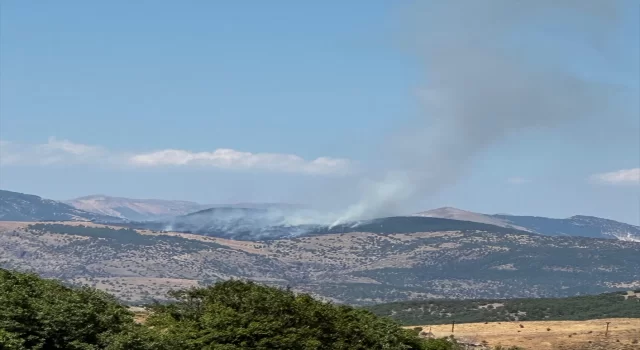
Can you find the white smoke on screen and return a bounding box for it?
[161,0,630,236]
[162,207,348,238]
[332,0,627,224]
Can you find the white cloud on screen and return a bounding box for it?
[43,137,103,156]
[0,138,352,175]
[507,177,529,184]
[590,168,640,185]
[0,138,105,166]
[129,149,352,175]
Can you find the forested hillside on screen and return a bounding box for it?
[366,291,640,326]
[2,221,640,304]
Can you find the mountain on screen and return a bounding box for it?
[120,209,531,241]
[165,207,313,239]
[1,220,639,305]
[121,206,331,240]
[0,190,116,222]
[492,214,640,242]
[206,203,305,210]
[414,207,640,242]
[65,195,209,221]
[66,195,303,221]
[414,207,531,231]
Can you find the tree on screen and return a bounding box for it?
[1,269,458,350]
[0,269,154,350]
[146,279,453,350]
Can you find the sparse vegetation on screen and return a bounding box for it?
[366,291,640,325]
[3,221,640,306]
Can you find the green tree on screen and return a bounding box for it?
[146,279,453,350]
[0,269,153,350]
[0,329,26,350]
[1,269,459,350]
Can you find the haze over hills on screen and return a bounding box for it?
[122,208,533,241]
[416,207,640,242]
[493,214,640,242]
[0,190,118,222]
[159,206,322,240]
[414,207,532,232]
[65,194,304,221]
[65,195,209,221]
[2,189,639,243]
[127,205,640,242]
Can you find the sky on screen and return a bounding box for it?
[1,1,639,224]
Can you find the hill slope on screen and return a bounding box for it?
[366,290,640,325]
[415,207,640,241]
[66,195,303,221]
[66,194,208,220]
[0,190,116,222]
[122,210,531,241]
[414,207,531,232]
[1,221,639,305]
[493,214,640,242]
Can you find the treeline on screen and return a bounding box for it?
[29,223,140,241]
[1,269,487,350]
[310,216,525,236]
[27,223,222,249]
[366,291,640,326]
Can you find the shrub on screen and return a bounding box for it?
[1,269,458,350]
[0,269,159,350]
[146,280,443,349]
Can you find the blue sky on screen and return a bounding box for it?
[1,1,639,224]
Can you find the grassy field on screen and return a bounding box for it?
[410,318,640,349]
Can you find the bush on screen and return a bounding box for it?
[0,269,457,349]
[146,280,442,349]
[0,269,156,350]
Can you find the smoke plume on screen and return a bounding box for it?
[152,0,629,237]
[332,0,626,225]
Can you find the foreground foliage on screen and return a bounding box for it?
[145,280,439,350]
[0,269,459,349]
[0,269,156,350]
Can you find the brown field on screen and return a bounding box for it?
[411,318,640,349]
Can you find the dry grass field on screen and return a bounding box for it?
[412,318,640,349]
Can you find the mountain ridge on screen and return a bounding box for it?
[415,207,640,242]
[66,194,303,221]
[3,190,638,242]
[65,194,209,220]
[413,207,532,232]
[0,190,118,222]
